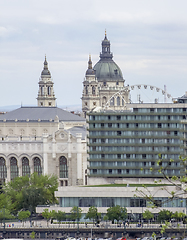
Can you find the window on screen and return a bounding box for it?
[59,156,68,178]
[108,123,112,127]
[85,86,88,95]
[92,86,96,95]
[117,97,120,106]
[0,157,7,181]
[10,157,18,180]
[22,157,30,176]
[47,86,51,95]
[110,97,114,106]
[154,200,162,207]
[158,123,162,128]
[33,157,42,175]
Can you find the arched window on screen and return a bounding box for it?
[110,97,114,106]
[33,157,42,175]
[48,86,51,95]
[10,157,18,180]
[22,157,30,176]
[0,157,7,182]
[117,96,120,106]
[85,86,88,95]
[59,156,68,178]
[102,97,107,107]
[41,86,44,96]
[92,86,96,95]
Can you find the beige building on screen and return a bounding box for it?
[0,57,87,186]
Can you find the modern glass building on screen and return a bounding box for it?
[87,100,187,181]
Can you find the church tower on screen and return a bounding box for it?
[37,56,56,107]
[82,55,100,117]
[93,32,129,109]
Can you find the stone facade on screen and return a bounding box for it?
[0,58,87,186]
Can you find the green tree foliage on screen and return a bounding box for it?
[143,209,154,222]
[42,209,52,226]
[158,209,173,223]
[85,206,101,225]
[106,205,127,224]
[0,208,14,225]
[172,211,186,222]
[18,210,31,226]
[4,173,58,215]
[55,211,66,226]
[30,231,35,239]
[70,206,82,222]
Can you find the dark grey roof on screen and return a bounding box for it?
[93,34,124,82]
[68,126,87,140]
[0,107,85,122]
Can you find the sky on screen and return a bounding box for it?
[1,0,187,110]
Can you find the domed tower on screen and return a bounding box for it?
[93,32,129,109]
[37,56,56,107]
[82,55,100,117]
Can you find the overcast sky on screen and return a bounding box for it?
[1,0,187,109]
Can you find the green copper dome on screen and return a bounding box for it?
[93,34,124,82]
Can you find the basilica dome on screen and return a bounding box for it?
[93,34,124,82]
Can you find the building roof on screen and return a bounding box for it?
[93,33,124,82]
[0,107,85,122]
[68,126,87,140]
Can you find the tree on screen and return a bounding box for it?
[4,173,58,215]
[55,211,66,226]
[157,210,173,223]
[70,206,82,222]
[18,210,31,226]
[143,209,154,224]
[42,209,52,227]
[30,231,35,239]
[136,156,187,236]
[106,205,127,224]
[0,208,14,226]
[85,206,101,225]
[172,211,186,223]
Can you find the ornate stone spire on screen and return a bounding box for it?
[37,56,56,107]
[85,55,95,75]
